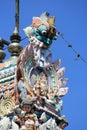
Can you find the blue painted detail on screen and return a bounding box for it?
[55,104,62,111]
[29,25,52,46]
[51,101,62,115]
[18,80,27,100]
[25,59,33,80]
[38,25,47,31]
[47,70,56,87]
[30,29,36,35]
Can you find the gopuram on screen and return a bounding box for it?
[0,12,68,130]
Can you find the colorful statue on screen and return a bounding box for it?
[0,12,68,130]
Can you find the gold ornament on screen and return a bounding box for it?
[0,98,15,115]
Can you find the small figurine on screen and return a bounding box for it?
[17,77,34,103]
[0,117,11,130]
[21,99,39,130]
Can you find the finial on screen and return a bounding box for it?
[8,0,23,57]
[8,27,23,56]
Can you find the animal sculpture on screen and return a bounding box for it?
[0,12,68,130]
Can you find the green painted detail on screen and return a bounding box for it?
[0,64,16,71]
[0,56,17,71]
[0,75,15,83]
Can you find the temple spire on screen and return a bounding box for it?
[8,0,23,57]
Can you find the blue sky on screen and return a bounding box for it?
[0,0,87,130]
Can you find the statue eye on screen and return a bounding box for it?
[41,30,47,35]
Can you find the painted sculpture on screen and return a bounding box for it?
[0,12,68,130]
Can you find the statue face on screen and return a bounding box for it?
[29,25,56,46]
[24,14,58,48]
[23,105,32,113]
[25,120,34,130]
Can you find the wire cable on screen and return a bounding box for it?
[3,34,87,64]
[59,32,87,64]
[20,36,27,41]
